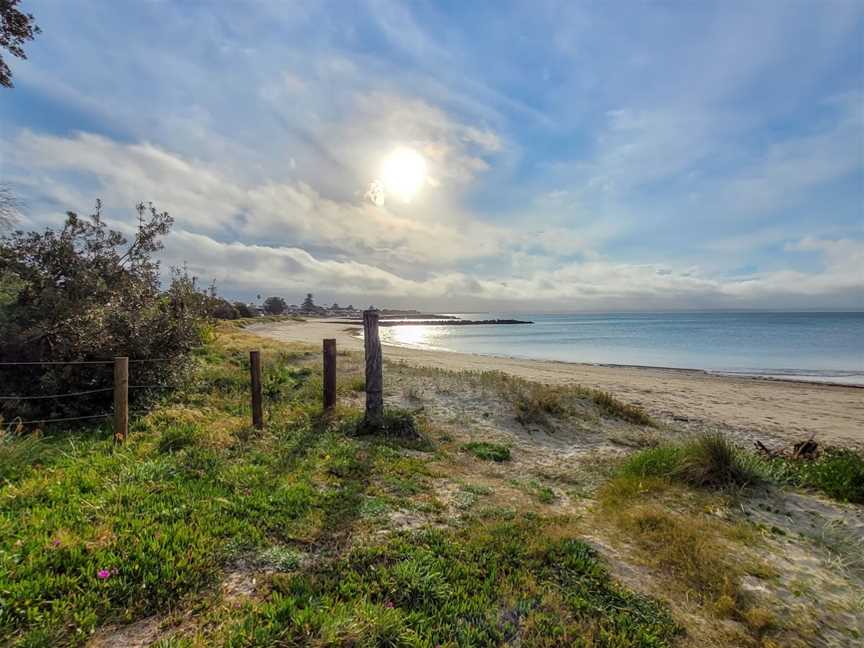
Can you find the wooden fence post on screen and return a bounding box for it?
[113,356,128,442]
[250,350,263,429]
[323,338,337,411]
[363,310,383,421]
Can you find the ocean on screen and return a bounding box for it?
[377,312,864,386]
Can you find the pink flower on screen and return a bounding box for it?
[385,601,394,609]
[97,569,112,580]
[52,539,61,547]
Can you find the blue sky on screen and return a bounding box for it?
[1,0,862,310]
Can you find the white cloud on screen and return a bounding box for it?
[4,0,862,311]
[3,127,861,310]
[157,226,863,310]
[2,130,504,268]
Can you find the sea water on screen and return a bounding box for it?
[377,312,864,385]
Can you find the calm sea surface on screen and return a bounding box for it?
[378,312,864,385]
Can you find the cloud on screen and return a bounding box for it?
[3,126,861,310]
[156,225,863,311]
[3,1,862,310]
[2,129,505,268]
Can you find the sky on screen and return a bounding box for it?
[1,0,862,311]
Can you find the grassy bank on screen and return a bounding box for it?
[0,324,680,647]
[2,323,862,647]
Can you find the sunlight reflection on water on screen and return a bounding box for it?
[379,325,447,350]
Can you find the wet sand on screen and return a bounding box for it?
[248,319,864,449]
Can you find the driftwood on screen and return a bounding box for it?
[792,438,819,459]
[754,435,820,460]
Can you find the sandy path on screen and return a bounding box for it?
[248,319,864,449]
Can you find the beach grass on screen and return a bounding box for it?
[612,433,864,503]
[457,370,655,428]
[616,434,759,490]
[596,447,792,644]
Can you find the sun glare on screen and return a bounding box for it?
[379,147,428,203]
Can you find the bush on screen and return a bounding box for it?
[233,301,254,318]
[0,201,210,424]
[209,298,239,320]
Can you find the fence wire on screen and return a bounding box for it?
[0,387,114,401]
[1,356,171,429]
[3,413,110,427]
[0,360,113,366]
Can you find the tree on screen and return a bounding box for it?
[0,200,209,422]
[331,302,340,310]
[233,301,253,318]
[263,296,286,315]
[209,298,239,320]
[301,293,316,311]
[1,0,41,88]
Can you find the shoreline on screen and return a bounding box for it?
[248,319,864,448]
[341,324,864,389]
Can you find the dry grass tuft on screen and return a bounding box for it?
[464,370,654,428]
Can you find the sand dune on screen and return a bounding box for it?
[249,319,864,449]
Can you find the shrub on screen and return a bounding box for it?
[233,301,254,318]
[461,441,511,462]
[0,201,209,424]
[209,298,239,320]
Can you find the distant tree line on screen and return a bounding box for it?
[256,293,356,316]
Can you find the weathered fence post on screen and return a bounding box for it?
[323,338,337,411]
[113,356,128,442]
[249,350,263,430]
[363,310,383,421]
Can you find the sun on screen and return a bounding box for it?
[379,147,428,203]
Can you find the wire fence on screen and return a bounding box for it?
[2,343,335,436]
[0,357,171,432]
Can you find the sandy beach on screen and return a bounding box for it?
[249,319,864,449]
